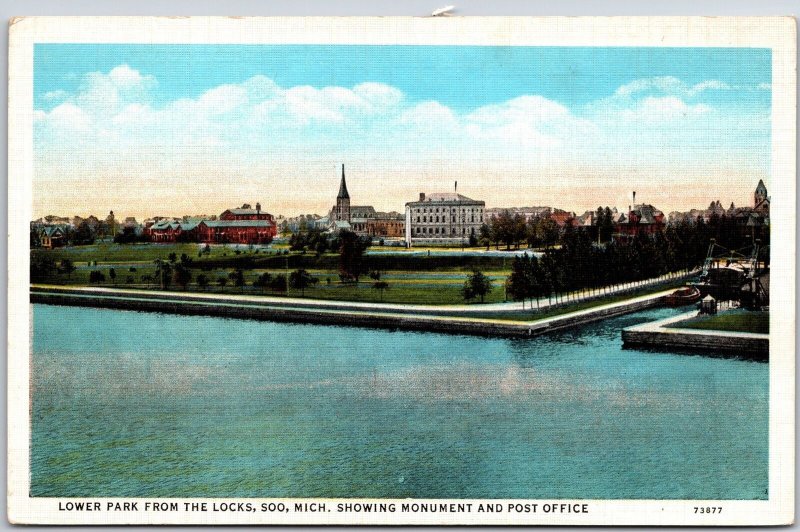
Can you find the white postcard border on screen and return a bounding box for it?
[7,16,796,525]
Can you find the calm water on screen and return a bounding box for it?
[31,304,768,499]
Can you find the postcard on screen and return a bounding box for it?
[7,16,796,525]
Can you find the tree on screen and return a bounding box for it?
[173,263,192,290]
[462,270,493,303]
[512,213,527,249]
[109,267,117,285]
[30,256,56,282]
[372,280,389,301]
[478,223,492,250]
[229,269,245,292]
[196,274,209,290]
[72,221,95,245]
[252,272,273,293]
[338,230,369,283]
[153,259,172,290]
[289,269,318,296]
[601,206,615,243]
[506,256,532,308]
[58,259,75,279]
[168,252,177,263]
[216,277,228,290]
[270,274,287,294]
[88,270,106,284]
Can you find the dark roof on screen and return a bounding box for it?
[200,220,273,228]
[406,193,484,206]
[337,164,350,200]
[351,206,377,217]
[41,226,65,237]
[224,208,269,216]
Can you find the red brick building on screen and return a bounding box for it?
[220,203,275,222]
[145,204,277,244]
[196,220,275,244]
[615,203,665,238]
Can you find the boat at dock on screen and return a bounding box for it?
[665,286,701,306]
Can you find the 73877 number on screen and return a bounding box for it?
[694,507,722,514]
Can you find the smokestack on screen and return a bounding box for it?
[632,191,636,206]
[256,202,261,214]
[455,181,457,192]
[420,193,426,202]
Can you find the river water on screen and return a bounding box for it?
[30,304,768,499]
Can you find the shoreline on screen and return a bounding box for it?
[622,311,769,358]
[30,285,671,339]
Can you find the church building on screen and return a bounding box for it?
[328,164,404,237]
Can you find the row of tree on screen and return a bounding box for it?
[504,219,723,307]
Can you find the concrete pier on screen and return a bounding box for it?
[622,311,769,358]
[30,285,671,340]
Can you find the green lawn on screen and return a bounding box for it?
[668,310,769,334]
[31,242,277,264]
[448,279,689,322]
[33,266,509,305]
[31,243,688,309]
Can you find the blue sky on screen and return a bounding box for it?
[33,44,771,218]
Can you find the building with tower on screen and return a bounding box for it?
[328,164,404,237]
[332,164,351,226]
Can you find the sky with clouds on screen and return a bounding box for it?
[33,45,771,219]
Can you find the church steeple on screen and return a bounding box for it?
[335,164,351,223]
[754,179,767,206]
[337,164,350,200]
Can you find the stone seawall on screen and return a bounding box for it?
[30,287,667,339]
[622,312,769,358]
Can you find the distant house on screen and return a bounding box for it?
[146,220,183,242]
[616,203,665,237]
[548,210,577,228]
[40,226,66,249]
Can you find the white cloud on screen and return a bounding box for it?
[620,96,711,122]
[33,65,768,208]
[615,76,730,99]
[43,89,68,101]
[108,64,156,88]
[687,80,730,96]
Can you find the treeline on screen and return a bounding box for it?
[480,206,769,252]
[477,209,609,250]
[505,220,728,307]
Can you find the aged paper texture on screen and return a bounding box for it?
[7,16,796,525]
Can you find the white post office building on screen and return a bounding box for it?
[405,192,485,246]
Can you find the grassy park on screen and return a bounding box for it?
[30,243,513,305]
[30,239,698,310]
[668,309,769,335]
